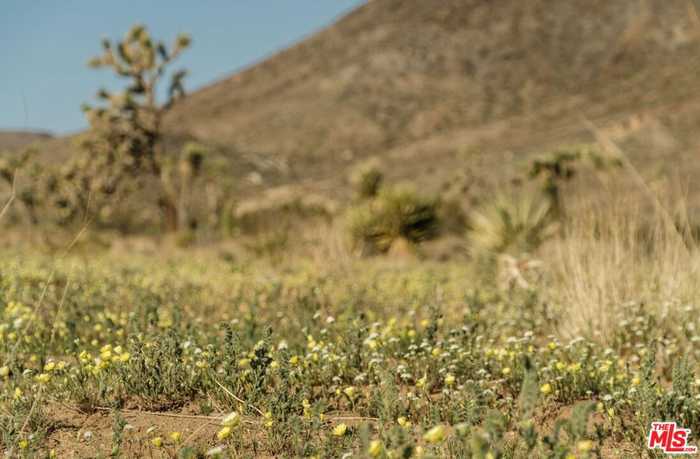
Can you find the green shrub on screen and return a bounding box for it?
[527,143,622,219]
[349,158,384,199]
[467,191,556,256]
[347,184,440,255]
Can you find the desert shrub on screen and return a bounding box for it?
[159,141,211,231]
[549,197,699,341]
[347,184,439,255]
[528,143,621,219]
[467,191,556,257]
[349,158,384,199]
[0,148,40,224]
[232,192,336,235]
[437,193,468,235]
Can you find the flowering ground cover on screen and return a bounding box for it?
[0,252,697,458]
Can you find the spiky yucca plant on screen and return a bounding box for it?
[349,158,384,200]
[347,184,439,255]
[468,192,556,256]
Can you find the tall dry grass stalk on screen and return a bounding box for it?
[549,192,699,342]
[546,118,699,342]
[0,172,16,222]
[308,221,355,271]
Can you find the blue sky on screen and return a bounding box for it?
[0,1,364,134]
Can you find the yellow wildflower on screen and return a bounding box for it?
[332,423,348,436]
[540,383,552,395]
[222,411,240,427]
[368,439,383,457]
[423,425,447,444]
[217,426,232,440]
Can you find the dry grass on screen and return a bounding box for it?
[548,192,700,341]
[307,221,354,270]
[0,171,16,222]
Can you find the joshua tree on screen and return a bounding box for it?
[77,24,192,230]
[528,144,621,220]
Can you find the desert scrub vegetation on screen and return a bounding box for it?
[1,227,700,457]
[467,191,556,258]
[349,158,384,200]
[347,184,440,256]
[549,198,700,342]
[0,25,219,235]
[526,144,622,220]
[2,133,698,456]
[1,19,699,457]
[78,24,192,231]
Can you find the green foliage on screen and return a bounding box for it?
[350,158,384,199]
[110,411,128,457]
[0,148,40,223]
[468,191,556,256]
[347,184,440,255]
[528,144,622,218]
[0,148,34,185]
[160,141,212,231]
[0,252,699,455]
[179,142,208,179]
[632,348,700,447]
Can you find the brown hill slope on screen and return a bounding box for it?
[0,130,52,151]
[165,0,700,198]
[7,0,700,206]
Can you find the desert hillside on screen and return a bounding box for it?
[8,1,700,201]
[163,0,700,199]
[0,130,52,151]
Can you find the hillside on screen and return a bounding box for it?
[0,130,52,151]
[5,0,700,204]
[164,0,700,200]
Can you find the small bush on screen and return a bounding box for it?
[347,184,440,255]
[527,143,622,219]
[349,158,384,199]
[467,191,556,256]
